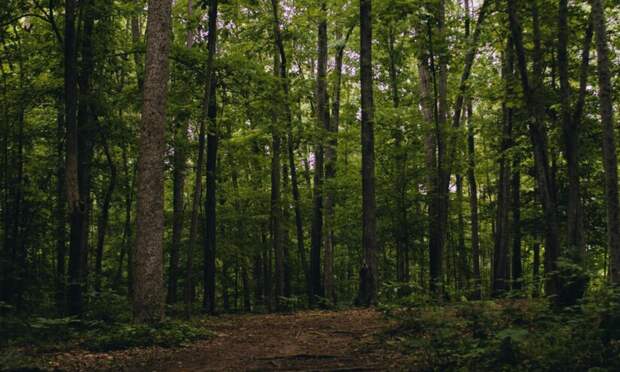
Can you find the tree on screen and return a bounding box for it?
[203,0,218,315]
[309,0,329,306]
[133,0,173,322]
[64,0,83,316]
[507,0,562,297]
[591,0,620,284]
[356,0,377,306]
[270,0,310,299]
[167,0,195,304]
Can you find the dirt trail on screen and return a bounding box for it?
[132,308,403,371]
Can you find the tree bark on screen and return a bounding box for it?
[64,0,83,316]
[357,0,378,306]
[203,0,219,314]
[133,0,172,322]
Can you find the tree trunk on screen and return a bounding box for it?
[167,0,194,305]
[115,147,133,293]
[323,24,352,304]
[356,0,378,306]
[310,0,329,305]
[270,0,310,301]
[55,99,66,314]
[95,138,116,293]
[591,0,620,284]
[466,101,481,299]
[507,0,561,297]
[456,174,467,291]
[493,39,514,296]
[387,25,409,285]
[558,0,584,264]
[270,105,283,308]
[511,164,522,289]
[203,0,219,314]
[64,0,83,316]
[533,242,541,297]
[133,0,173,323]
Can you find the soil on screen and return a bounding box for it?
[48,308,406,371]
[136,308,403,371]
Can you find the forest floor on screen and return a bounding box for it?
[44,308,407,371]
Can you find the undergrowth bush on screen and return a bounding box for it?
[382,287,620,371]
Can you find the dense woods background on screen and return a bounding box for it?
[2,0,620,368]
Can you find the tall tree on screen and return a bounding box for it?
[270,52,284,310]
[558,0,583,262]
[507,0,562,297]
[357,0,378,306]
[386,23,409,285]
[591,0,620,284]
[133,0,173,322]
[493,39,514,296]
[64,0,83,316]
[310,0,329,305]
[463,0,481,299]
[270,0,310,298]
[167,0,194,304]
[203,0,219,314]
[324,22,353,304]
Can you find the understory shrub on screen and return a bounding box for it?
[383,289,620,371]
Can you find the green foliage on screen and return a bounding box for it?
[83,320,214,351]
[383,293,620,371]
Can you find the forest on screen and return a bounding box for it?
[1,0,620,370]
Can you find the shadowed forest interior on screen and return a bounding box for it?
[2,0,620,370]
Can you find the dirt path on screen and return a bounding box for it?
[129,308,402,371]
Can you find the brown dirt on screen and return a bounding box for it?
[42,308,402,371]
[131,308,404,371]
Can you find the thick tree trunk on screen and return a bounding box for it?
[133,0,172,323]
[356,0,378,306]
[64,0,83,316]
[591,0,620,284]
